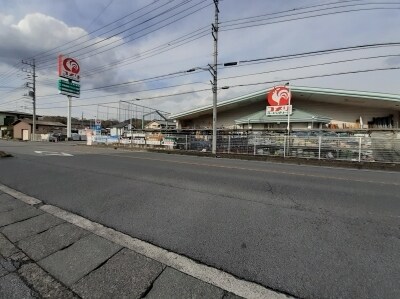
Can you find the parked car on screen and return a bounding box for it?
[48,134,58,142]
[48,133,67,142]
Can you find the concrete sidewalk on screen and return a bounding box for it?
[0,186,290,299]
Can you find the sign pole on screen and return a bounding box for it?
[286,84,291,156]
[67,95,72,139]
[58,55,81,140]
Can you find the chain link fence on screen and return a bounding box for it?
[91,131,400,163]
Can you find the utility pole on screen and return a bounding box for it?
[22,59,36,141]
[211,0,219,155]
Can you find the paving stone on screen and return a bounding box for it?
[0,206,43,227]
[0,233,19,258]
[0,193,27,213]
[19,263,78,299]
[0,264,9,277]
[72,248,164,299]
[1,213,64,242]
[0,257,16,272]
[18,222,90,261]
[0,273,35,299]
[39,233,122,286]
[144,267,225,299]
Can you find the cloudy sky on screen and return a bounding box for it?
[0,0,399,120]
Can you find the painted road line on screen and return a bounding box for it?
[34,151,73,156]
[41,204,292,299]
[0,183,42,205]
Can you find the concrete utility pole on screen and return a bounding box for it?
[22,59,36,141]
[211,0,219,155]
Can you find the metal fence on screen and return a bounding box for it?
[92,132,400,163]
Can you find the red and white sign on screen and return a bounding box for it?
[58,55,80,82]
[266,105,292,115]
[266,86,292,116]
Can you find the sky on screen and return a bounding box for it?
[0,0,399,121]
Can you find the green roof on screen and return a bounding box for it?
[235,109,331,124]
[171,86,400,120]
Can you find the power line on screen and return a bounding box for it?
[219,53,400,81]
[85,0,115,32]
[225,66,400,89]
[35,67,400,111]
[36,81,208,107]
[37,88,211,110]
[28,0,165,61]
[36,0,202,67]
[36,68,208,99]
[82,26,210,76]
[36,1,211,73]
[229,42,400,66]
[220,6,400,32]
[220,1,399,25]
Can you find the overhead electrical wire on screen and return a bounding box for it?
[1,0,391,84]
[37,1,385,70]
[37,88,211,110]
[35,66,400,111]
[37,81,209,107]
[229,42,400,66]
[225,66,400,89]
[30,41,400,111]
[81,26,210,76]
[219,53,400,81]
[29,0,165,61]
[36,0,205,67]
[34,52,400,109]
[36,68,208,99]
[85,0,116,32]
[220,6,400,31]
[220,2,400,25]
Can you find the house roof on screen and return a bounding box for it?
[235,109,331,124]
[12,119,66,127]
[0,111,41,117]
[171,86,400,120]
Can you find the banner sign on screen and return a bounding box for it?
[58,55,80,82]
[266,86,292,116]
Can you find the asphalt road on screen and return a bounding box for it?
[1,140,399,299]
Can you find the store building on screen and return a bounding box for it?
[171,86,400,131]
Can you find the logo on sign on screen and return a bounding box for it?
[63,58,80,74]
[58,55,80,82]
[267,86,291,106]
[266,86,292,116]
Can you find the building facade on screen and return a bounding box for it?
[171,86,400,131]
[0,111,36,138]
[12,119,66,140]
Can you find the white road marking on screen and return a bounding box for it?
[34,150,73,156]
